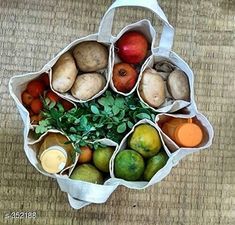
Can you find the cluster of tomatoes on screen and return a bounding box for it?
[21,73,74,124]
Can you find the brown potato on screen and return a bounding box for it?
[167,69,190,101]
[73,41,108,72]
[139,68,165,108]
[52,52,78,93]
[71,73,106,100]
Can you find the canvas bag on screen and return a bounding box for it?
[8,0,214,209]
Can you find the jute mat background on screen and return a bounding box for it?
[0,0,234,224]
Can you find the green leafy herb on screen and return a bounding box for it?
[36,91,156,154]
[117,122,127,133]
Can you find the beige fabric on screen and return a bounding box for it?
[0,0,234,224]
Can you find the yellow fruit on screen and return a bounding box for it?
[93,147,114,173]
[70,164,103,184]
[114,149,145,181]
[143,151,168,181]
[129,124,162,158]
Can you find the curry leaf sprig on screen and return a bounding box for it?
[35,91,156,152]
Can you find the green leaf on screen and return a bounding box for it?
[113,117,120,123]
[129,105,137,110]
[135,113,151,120]
[67,116,75,123]
[45,98,50,105]
[117,122,127,133]
[35,125,48,134]
[69,127,77,133]
[79,140,87,146]
[69,134,80,142]
[114,97,125,108]
[106,95,114,105]
[151,114,156,121]
[127,121,134,129]
[107,123,113,129]
[74,118,81,124]
[57,103,65,113]
[74,146,81,153]
[89,126,96,132]
[104,106,112,114]
[95,123,104,128]
[118,110,125,120]
[112,105,120,115]
[93,142,99,150]
[140,101,148,108]
[49,101,56,109]
[38,120,50,126]
[80,116,88,128]
[98,97,108,106]
[90,105,100,114]
[69,107,77,114]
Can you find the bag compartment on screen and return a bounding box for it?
[110,119,173,189]
[137,53,194,113]
[56,138,120,203]
[26,129,79,178]
[155,111,214,161]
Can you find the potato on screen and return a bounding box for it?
[154,60,175,73]
[52,52,78,93]
[139,68,165,108]
[73,41,108,72]
[167,69,190,101]
[71,73,106,100]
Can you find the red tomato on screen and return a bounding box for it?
[30,98,43,114]
[46,90,60,102]
[40,73,50,87]
[21,91,34,106]
[61,99,74,111]
[27,80,45,98]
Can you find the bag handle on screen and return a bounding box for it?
[67,194,91,209]
[98,0,174,52]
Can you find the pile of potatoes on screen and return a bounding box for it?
[52,41,109,101]
[138,60,190,108]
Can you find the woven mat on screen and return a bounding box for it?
[0,0,234,224]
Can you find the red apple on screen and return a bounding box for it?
[116,31,148,64]
[112,63,138,93]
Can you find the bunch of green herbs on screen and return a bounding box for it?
[36,91,156,153]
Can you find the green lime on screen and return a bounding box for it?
[70,164,103,184]
[93,146,114,173]
[114,149,145,181]
[143,151,168,181]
